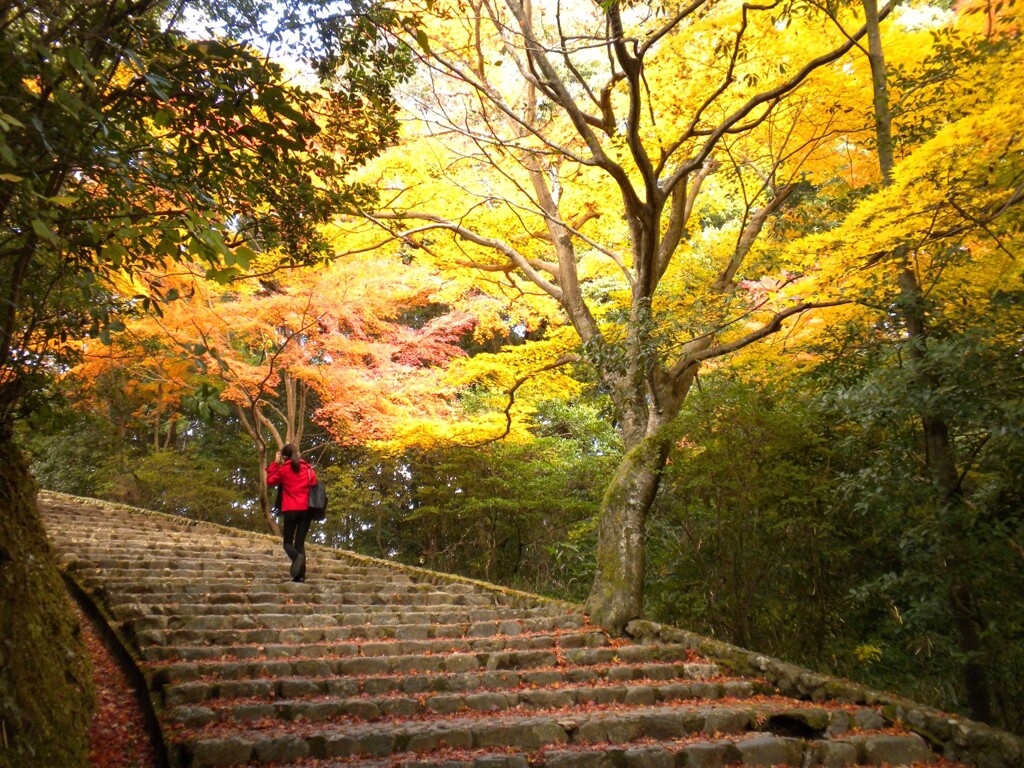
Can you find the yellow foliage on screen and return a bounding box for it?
[64,0,1024,454]
[787,40,1023,300]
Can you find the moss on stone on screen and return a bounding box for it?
[0,442,93,768]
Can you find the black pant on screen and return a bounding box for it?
[282,510,310,579]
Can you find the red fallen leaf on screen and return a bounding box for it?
[72,600,160,768]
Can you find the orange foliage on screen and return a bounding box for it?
[66,254,479,448]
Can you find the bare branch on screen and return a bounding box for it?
[671,299,849,378]
[656,159,720,280]
[664,0,898,193]
[502,0,645,213]
[474,353,580,445]
[713,184,795,291]
[369,210,565,300]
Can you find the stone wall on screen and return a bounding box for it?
[627,620,1024,768]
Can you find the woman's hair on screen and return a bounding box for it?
[281,443,301,473]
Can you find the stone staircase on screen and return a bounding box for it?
[38,492,992,768]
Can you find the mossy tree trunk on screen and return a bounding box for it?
[585,434,673,633]
[585,367,693,634]
[0,437,94,767]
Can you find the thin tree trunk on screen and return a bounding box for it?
[862,0,895,182]
[863,0,993,719]
[897,271,992,723]
[235,402,281,537]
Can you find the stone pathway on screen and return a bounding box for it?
[38,492,993,768]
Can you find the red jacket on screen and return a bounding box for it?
[266,459,317,513]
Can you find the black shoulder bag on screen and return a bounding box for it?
[307,467,328,520]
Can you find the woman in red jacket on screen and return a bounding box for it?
[266,443,316,582]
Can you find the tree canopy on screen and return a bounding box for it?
[344,0,1023,636]
[0,0,414,425]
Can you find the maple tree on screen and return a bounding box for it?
[349,0,911,632]
[0,0,419,469]
[66,251,479,532]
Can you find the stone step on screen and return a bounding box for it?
[160,660,735,707]
[52,529,267,546]
[52,535,275,549]
[62,555,431,584]
[147,646,719,688]
[86,575,485,600]
[165,679,773,730]
[50,535,408,574]
[135,628,613,662]
[133,622,610,651]
[168,705,936,768]
[57,537,379,561]
[77,571,468,591]
[86,581,492,606]
[111,601,571,627]
[119,609,579,636]
[67,562,423,586]
[63,550,388,575]
[79,579,498,607]
[325,733,936,768]
[119,609,587,638]
[85,568,482,597]
[55,539,405,572]
[77,560,464,577]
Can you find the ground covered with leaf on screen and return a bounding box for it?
[74,598,160,768]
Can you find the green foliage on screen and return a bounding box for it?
[404,443,601,591]
[193,0,416,106]
[646,376,861,658]
[529,399,622,458]
[645,322,1024,733]
[23,400,266,531]
[813,310,1024,731]
[126,449,259,527]
[314,402,618,599]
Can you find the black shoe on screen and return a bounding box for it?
[290,552,305,579]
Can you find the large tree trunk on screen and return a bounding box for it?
[586,364,691,633]
[0,436,94,767]
[586,433,671,633]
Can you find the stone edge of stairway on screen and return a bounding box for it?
[625,628,1024,766]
